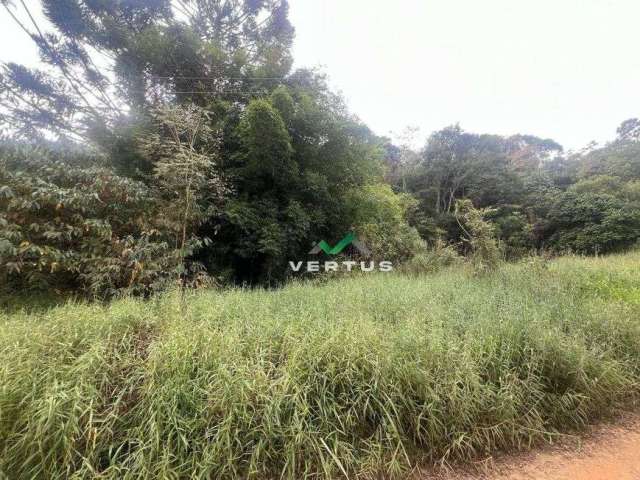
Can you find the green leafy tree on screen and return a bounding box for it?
[544,191,640,254]
[0,0,294,145]
[2,1,397,286]
[233,98,296,193]
[200,78,388,284]
[138,104,227,284]
[616,118,640,142]
[344,184,425,263]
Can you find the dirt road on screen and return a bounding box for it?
[420,413,640,480]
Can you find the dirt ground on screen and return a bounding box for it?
[418,412,640,480]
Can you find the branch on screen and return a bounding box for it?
[17,0,103,120]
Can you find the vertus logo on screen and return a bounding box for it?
[308,232,370,256]
[289,260,393,273]
[289,233,393,273]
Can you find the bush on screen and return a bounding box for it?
[454,199,502,274]
[0,145,181,298]
[545,191,640,254]
[400,239,462,274]
[344,184,426,262]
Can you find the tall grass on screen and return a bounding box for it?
[1,252,639,479]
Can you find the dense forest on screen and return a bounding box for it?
[1,0,639,298]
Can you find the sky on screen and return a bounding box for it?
[287,0,640,150]
[1,0,638,151]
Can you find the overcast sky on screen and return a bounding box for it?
[287,0,640,150]
[1,1,638,150]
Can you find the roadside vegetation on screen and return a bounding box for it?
[1,252,639,479]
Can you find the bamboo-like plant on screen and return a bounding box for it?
[454,198,501,274]
[139,104,227,287]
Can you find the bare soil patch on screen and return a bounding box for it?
[419,412,640,480]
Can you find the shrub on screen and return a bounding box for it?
[344,184,426,262]
[0,145,180,298]
[454,199,502,274]
[545,191,640,254]
[400,238,462,274]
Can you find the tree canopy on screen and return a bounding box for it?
[1,1,639,296]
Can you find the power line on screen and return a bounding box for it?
[147,76,288,80]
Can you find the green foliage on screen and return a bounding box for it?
[2,0,639,289]
[1,252,640,478]
[139,104,227,270]
[0,145,180,297]
[454,199,502,274]
[569,175,623,196]
[400,238,462,275]
[396,119,640,259]
[234,98,296,192]
[545,191,640,253]
[578,137,640,180]
[1,0,397,287]
[344,184,426,262]
[1,102,231,297]
[398,125,555,255]
[408,125,528,217]
[202,79,389,284]
[1,0,294,141]
[532,131,640,254]
[617,118,640,141]
[492,210,534,258]
[270,85,296,125]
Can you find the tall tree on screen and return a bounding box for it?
[0,0,294,145]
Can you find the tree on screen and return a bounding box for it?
[417,125,480,215]
[233,98,296,193]
[343,184,425,263]
[2,1,402,286]
[577,137,640,180]
[202,81,389,284]
[0,0,294,144]
[384,126,421,192]
[503,134,563,171]
[411,125,524,216]
[616,118,640,142]
[138,104,227,284]
[545,191,640,254]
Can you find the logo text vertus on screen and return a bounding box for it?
[289,260,393,272]
[289,233,393,273]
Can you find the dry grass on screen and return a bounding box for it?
[1,252,639,479]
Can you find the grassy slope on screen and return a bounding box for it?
[1,253,639,479]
